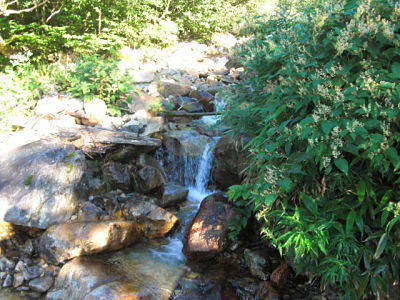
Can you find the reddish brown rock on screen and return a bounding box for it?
[257,282,280,300]
[189,90,214,112]
[270,263,291,289]
[183,192,237,260]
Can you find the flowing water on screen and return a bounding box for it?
[102,136,219,299]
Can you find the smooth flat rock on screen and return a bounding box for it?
[0,140,87,229]
[39,221,141,264]
[47,252,183,300]
[46,257,142,300]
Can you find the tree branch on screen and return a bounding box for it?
[45,5,63,23]
[1,0,49,16]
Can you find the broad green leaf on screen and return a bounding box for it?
[277,178,293,192]
[334,158,349,175]
[321,120,335,134]
[265,194,278,206]
[346,211,356,234]
[356,180,366,202]
[300,193,317,215]
[373,233,387,260]
[390,62,400,79]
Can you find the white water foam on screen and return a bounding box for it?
[151,137,219,261]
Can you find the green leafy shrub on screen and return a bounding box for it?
[59,55,135,116]
[0,53,49,134]
[224,0,400,298]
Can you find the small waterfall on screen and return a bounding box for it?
[150,136,219,262]
[187,139,218,203]
[156,137,219,202]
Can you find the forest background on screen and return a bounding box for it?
[0,1,399,299]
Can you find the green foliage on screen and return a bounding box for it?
[0,54,43,134]
[224,0,400,298]
[57,54,135,116]
[0,0,267,61]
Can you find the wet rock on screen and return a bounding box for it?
[257,282,280,300]
[23,265,42,281]
[212,135,248,188]
[0,140,87,229]
[158,81,192,97]
[102,161,132,192]
[39,221,141,264]
[83,98,107,126]
[134,166,165,196]
[123,200,178,238]
[0,257,15,271]
[47,255,177,300]
[2,273,13,287]
[176,96,204,113]
[163,130,211,156]
[270,263,291,289]
[189,90,214,112]
[29,276,54,293]
[13,272,24,287]
[183,192,238,260]
[137,153,166,179]
[244,249,268,280]
[157,183,188,208]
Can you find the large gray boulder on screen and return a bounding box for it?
[0,140,87,229]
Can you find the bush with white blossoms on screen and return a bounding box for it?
[224,0,400,298]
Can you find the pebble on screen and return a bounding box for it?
[23,265,41,281]
[0,257,15,271]
[29,276,54,293]
[15,260,24,272]
[13,272,24,287]
[2,273,13,287]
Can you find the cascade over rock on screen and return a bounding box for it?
[0,140,87,229]
[162,130,211,157]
